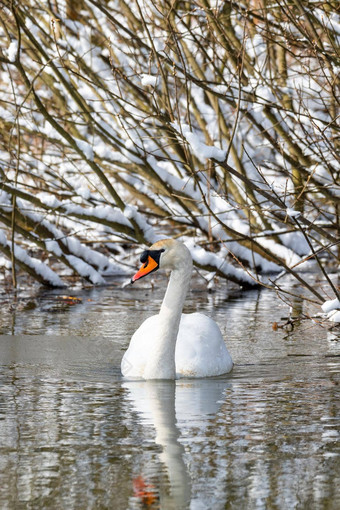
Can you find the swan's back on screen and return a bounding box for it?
[121,312,233,379]
[176,313,233,378]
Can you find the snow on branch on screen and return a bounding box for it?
[322,298,340,323]
[0,229,64,287]
[187,241,256,287]
[172,123,227,163]
[0,0,338,300]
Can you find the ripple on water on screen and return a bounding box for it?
[0,282,339,509]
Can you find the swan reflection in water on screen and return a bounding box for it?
[123,378,230,509]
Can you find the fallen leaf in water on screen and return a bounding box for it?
[133,476,158,506]
[60,296,83,305]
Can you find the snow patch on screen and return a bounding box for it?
[124,205,161,243]
[286,208,302,218]
[0,228,63,287]
[45,239,63,257]
[322,298,340,314]
[187,240,255,285]
[322,298,340,323]
[328,311,340,323]
[0,229,7,246]
[172,123,226,163]
[6,41,18,62]
[75,139,94,161]
[37,192,61,209]
[65,255,105,285]
[141,74,158,87]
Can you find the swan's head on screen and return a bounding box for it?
[131,239,192,283]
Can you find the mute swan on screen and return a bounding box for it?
[121,239,233,380]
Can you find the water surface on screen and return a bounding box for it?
[0,277,339,509]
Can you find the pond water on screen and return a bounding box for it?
[0,275,339,509]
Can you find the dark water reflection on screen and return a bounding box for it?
[0,278,339,509]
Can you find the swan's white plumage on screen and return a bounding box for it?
[121,239,233,380]
[122,312,233,379]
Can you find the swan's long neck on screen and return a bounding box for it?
[144,260,192,379]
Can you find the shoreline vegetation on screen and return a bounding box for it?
[0,0,339,318]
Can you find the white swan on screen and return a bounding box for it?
[121,239,233,380]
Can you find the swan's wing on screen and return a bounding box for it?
[175,313,233,377]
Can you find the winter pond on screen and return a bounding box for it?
[0,275,339,509]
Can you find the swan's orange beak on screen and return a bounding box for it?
[131,255,159,283]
